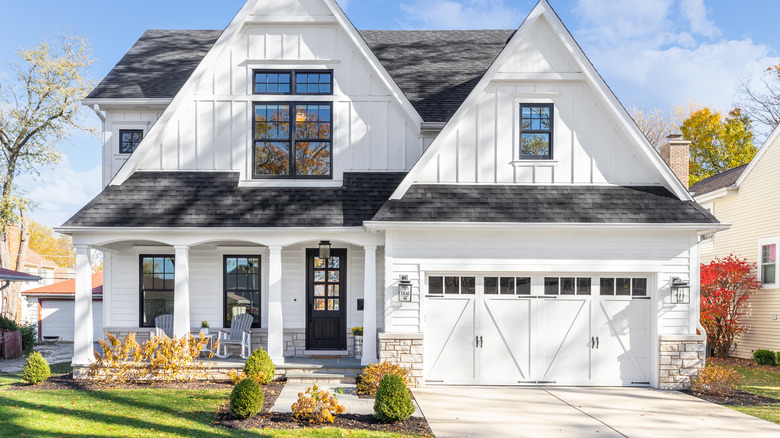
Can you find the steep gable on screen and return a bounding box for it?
[391,0,690,201]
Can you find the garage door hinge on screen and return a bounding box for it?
[631,381,650,385]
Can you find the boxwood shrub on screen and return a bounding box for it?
[22,352,51,385]
[230,377,264,419]
[244,348,275,384]
[374,373,415,423]
[753,349,776,366]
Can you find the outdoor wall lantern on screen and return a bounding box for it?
[398,275,413,302]
[319,241,332,259]
[670,277,691,304]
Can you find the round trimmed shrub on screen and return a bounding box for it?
[373,373,415,423]
[22,352,51,385]
[230,377,264,419]
[243,348,275,384]
[753,349,776,366]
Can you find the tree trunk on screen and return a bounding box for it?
[0,212,29,322]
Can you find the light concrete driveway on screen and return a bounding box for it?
[413,386,780,437]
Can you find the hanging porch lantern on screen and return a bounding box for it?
[670,277,691,304]
[318,240,332,259]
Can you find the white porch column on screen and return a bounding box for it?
[73,244,93,365]
[362,245,378,365]
[173,245,191,338]
[267,245,284,363]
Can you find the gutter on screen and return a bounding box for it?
[364,221,732,232]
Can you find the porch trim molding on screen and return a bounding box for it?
[73,244,94,366]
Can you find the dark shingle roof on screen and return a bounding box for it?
[87,29,512,122]
[372,185,719,224]
[87,30,222,100]
[689,164,748,197]
[359,30,513,122]
[63,172,407,228]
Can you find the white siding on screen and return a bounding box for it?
[384,228,697,336]
[102,110,163,187]
[40,300,103,342]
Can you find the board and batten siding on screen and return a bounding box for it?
[383,229,699,336]
[101,110,163,187]
[103,242,384,335]
[699,134,780,359]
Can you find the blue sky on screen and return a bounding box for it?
[1,0,779,227]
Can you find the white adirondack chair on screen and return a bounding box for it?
[216,313,253,359]
[154,314,174,339]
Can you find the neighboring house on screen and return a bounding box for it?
[60,0,721,389]
[22,273,103,343]
[692,125,780,359]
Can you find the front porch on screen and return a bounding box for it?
[68,230,387,375]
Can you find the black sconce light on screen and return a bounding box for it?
[670,277,691,304]
[319,241,332,259]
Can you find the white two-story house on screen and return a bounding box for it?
[62,0,721,389]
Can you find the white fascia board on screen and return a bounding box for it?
[82,98,172,108]
[56,226,367,235]
[734,123,780,187]
[692,187,738,204]
[364,221,730,232]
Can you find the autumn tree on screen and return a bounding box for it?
[0,35,94,320]
[736,65,780,138]
[629,105,676,149]
[700,255,762,358]
[679,105,757,185]
[28,221,75,269]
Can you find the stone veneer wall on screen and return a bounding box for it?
[659,334,705,390]
[378,333,424,387]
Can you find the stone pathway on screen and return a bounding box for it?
[272,382,423,417]
[0,342,73,373]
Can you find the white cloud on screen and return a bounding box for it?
[679,0,720,38]
[15,157,102,228]
[399,0,525,29]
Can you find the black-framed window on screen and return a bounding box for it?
[600,278,648,296]
[119,129,144,154]
[254,70,333,95]
[224,256,261,328]
[253,103,332,178]
[520,104,553,159]
[484,276,531,295]
[139,255,175,327]
[427,276,476,295]
[544,277,591,295]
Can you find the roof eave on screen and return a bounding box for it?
[692,186,738,204]
[364,221,728,231]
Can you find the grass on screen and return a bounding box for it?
[0,363,420,438]
[712,361,780,424]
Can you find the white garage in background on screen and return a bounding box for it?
[23,272,103,342]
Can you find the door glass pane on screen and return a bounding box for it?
[600,278,614,295]
[500,277,515,294]
[616,278,631,295]
[484,277,498,294]
[328,257,340,269]
[314,299,326,311]
[314,257,326,268]
[561,277,575,295]
[544,277,559,295]
[328,299,339,311]
[577,278,591,295]
[328,271,339,283]
[314,285,325,297]
[328,285,339,297]
[429,276,443,294]
[516,277,531,295]
[461,277,476,294]
[444,277,460,294]
[314,270,325,282]
[632,278,647,296]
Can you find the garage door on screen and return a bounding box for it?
[40,300,103,342]
[424,275,651,386]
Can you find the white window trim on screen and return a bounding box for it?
[758,237,779,289]
[112,122,149,157]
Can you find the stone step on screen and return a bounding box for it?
[285,371,359,384]
[280,367,363,375]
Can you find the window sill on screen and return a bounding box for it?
[239,180,343,188]
[511,159,558,167]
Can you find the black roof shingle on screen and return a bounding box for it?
[688,164,748,197]
[372,184,719,224]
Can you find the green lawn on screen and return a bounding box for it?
[713,362,780,424]
[0,364,420,438]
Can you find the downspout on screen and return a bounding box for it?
[90,105,107,188]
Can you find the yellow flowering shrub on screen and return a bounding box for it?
[356,362,410,396]
[290,384,346,424]
[691,365,740,396]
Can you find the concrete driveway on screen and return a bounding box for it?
[413,386,780,437]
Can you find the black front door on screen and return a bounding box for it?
[306,248,347,350]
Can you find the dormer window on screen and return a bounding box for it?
[519,104,553,159]
[254,70,333,95]
[119,129,144,154]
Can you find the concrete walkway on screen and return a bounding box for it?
[273,382,423,417]
[0,342,73,373]
[413,386,780,438]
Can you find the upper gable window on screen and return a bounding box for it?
[119,129,143,154]
[519,104,553,160]
[254,70,333,95]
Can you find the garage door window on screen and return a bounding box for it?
[428,276,476,294]
[545,277,591,295]
[600,278,647,296]
[139,255,175,327]
[484,276,531,294]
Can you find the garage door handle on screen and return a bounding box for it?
[596,337,599,349]
[591,337,595,349]
[476,336,479,348]
[479,336,483,348]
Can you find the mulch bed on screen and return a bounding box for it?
[683,389,780,406]
[216,407,432,436]
[3,372,269,392]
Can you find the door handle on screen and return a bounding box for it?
[591,337,595,349]
[476,335,479,347]
[479,336,483,348]
[596,337,599,349]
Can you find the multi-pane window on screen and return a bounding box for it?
[484,276,531,295]
[254,103,332,177]
[224,256,261,328]
[254,70,332,95]
[519,104,553,159]
[600,278,647,296]
[139,256,175,327]
[761,244,776,284]
[119,129,144,154]
[428,276,476,295]
[313,256,341,311]
[545,277,591,295]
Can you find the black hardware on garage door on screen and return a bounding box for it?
[306,248,347,350]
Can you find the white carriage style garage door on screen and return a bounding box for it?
[40,300,103,342]
[424,275,651,386]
